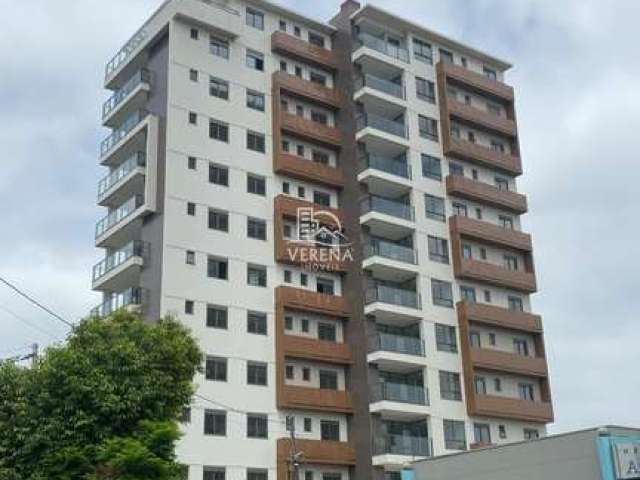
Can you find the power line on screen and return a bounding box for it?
[0,276,74,329]
[0,305,64,342]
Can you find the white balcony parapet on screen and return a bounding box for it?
[95,195,144,239]
[97,152,146,202]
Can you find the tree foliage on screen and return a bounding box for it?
[0,311,202,479]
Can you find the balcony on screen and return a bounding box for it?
[97,152,146,207]
[471,394,554,423]
[445,137,522,175]
[95,195,146,248]
[363,240,418,282]
[365,239,417,265]
[361,195,414,221]
[275,286,350,318]
[470,347,548,377]
[360,195,415,240]
[372,382,428,406]
[438,61,514,102]
[100,110,149,162]
[357,113,408,140]
[271,31,337,70]
[354,32,409,63]
[457,301,543,333]
[274,194,344,228]
[279,111,342,148]
[449,215,532,252]
[454,257,537,293]
[370,333,424,357]
[272,71,340,109]
[358,154,412,199]
[447,100,517,138]
[374,435,432,458]
[90,287,145,317]
[281,334,352,365]
[92,241,147,292]
[105,29,149,84]
[354,73,406,112]
[446,175,527,214]
[278,385,353,414]
[102,69,151,127]
[274,151,344,188]
[276,438,356,467]
[355,73,405,100]
[365,285,421,312]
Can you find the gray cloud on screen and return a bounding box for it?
[1,0,637,433]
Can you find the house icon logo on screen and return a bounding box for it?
[293,207,351,247]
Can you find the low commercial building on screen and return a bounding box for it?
[411,425,640,480]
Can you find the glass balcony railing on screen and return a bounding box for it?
[371,332,425,356]
[100,110,148,157]
[95,195,144,239]
[375,434,432,457]
[356,113,408,138]
[105,29,148,78]
[364,239,417,264]
[355,32,409,63]
[92,241,147,282]
[355,73,405,99]
[97,152,146,202]
[102,69,151,120]
[365,284,421,309]
[360,195,415,221]
[373,382,428,405]
[91,287,145,317]
[360,153,411,179]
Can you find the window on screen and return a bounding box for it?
[320,420,340,441]
[504,255,518,271]
[318,323,337,342]
[190,28,199,40]
[306,473,314,480]
[439,371,462,401]
[312,150,329,165]
[247,174,266,196]
[524,429,540,440]
[461,57,468,67]
[284,270,292,283]
[280,60,287,71]
[425,194,445,222]
[205,357,227,381]
[518,383,535,401]
[416,77,435,103]
[247,265,267,287]
[311,110,328,124]
[186,250,196,265]
[310,71,327,86]
[435,324,458,353]
[316,278,335,295]
[188,156,197,170]
[499,425,507,439]
[319,370,338,390]
[246,50,264,71]
[207,77,229,100]
[467,131,476,143]
[308,32,325,48]
[431,279,453,308]
[284,316,293,330]
[248,469,268,480]
[475,208,483,220]
[187,202,196,216]
[185,300,194,314]
[295,66,303,78]
[294,26,301,37]
[207,257,228,280]
[209,119,229,142]
[247,90,265,111]
[487,102,501,116]
[469,331,481,348]
[282,182,290,194]
[248,311,267,335]
[514,338,529,356]
[285,365,294,379]
[247,362,267,386]
[189,111,197,125]
[421,154,442,180]
[300,273,308,286]
[180,407,191,424]
[247,218,266,240]
[462,244,472,259]
[301,319,309,332]
[313,191,331,207]
[412,38,433,64]
[190,68,199,82]
[483,66,497,80]
[474,423,491,444]
[302,367,310,381]
[246,7,264,30]
[207,305,228,329]
[418,115,439,141]
[508,296,524,312]
[460,286,476,303]
[279,20,287,31]
[247,131,266,153]
[323,474,341,480]
[204,410,226,436]
[479,247,487,260]
[474,376,487,395]
[464,95,472,106]
[494,378,502,392]
[428,236,449,264]
[453,202,468,217]
[210,36,229,59]
[439,48,453,64]
[484,290,492,302]
[247,414,268,439]
[296,145,305,157]
[208,209,229,232]
[498,215,513,230]
[208,163,228,186]
[449,162,464,176]
[491,140,505,152]
[304,417,312,432]
[443,420,467,450]
[489,333,496,346]
[495,177,509,191]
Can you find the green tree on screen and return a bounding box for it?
[0,311,202,480]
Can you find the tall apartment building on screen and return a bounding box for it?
[91,1,553,479]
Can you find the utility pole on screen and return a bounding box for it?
[30,343,39,368]
[287,418,304,480]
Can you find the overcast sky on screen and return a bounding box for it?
[0,0,638,434]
